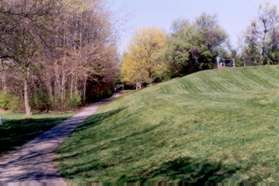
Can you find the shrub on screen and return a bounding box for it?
[67,93,82,108]
[0,91,20,111]
[31,89,51,112]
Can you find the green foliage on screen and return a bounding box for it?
[31,89,51,112]
[96,88,113,100]
[121,28,170,85]
[58,65,279,183]
[165,14,228,76]
[67,93,82,108]
[241,3,279,65]
[0,91,20,111]
[241,22,262,66]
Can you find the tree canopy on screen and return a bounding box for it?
[0,0,119,114]
[121,28,169,85]
[165,14,228,76]
[241,3,279,65]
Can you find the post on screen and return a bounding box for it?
[216,56,221,69]
[136,82,142,90]
[233,58,236,68]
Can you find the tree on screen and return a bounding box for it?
[258,3,279,65]
[165,14,228,76]
[241,21,262,66]
[121,28,169,86]
[0,0,60,115]
[32,0,119,109]
[0,0,119,113]
[241,3,279,65]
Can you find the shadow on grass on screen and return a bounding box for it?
[57,112,246,184]
[75,107,126,133]
[57,108,244,184]
[66,157,262,185]
[58,123,168,178]
[56,108,266,184]
[0,117,68,155]
[56,108,127,161]
[115,157,240,184]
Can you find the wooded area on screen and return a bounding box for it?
[2,1,279,115]
[0,0,119,115]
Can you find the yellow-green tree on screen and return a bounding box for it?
[121,28,169,86]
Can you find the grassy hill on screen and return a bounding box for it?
[57,66,279,184]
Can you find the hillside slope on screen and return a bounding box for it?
[57,66,279,183]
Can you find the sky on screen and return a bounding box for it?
[108,0,279,54]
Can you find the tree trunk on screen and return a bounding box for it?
[74,74,78,95]
[24,75,32,116]
[83,77,87,103]
[54,62,60,108]
[70,74,74,99]
[1,71,7,91]
[262,22,268,65]
[46,81,53,108]
[61,66,66,109]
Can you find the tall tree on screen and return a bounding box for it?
[0,0,119,113]
[241,3,279,65]
[241,21,262,65]
[165,14,227,76]
[121,28,168,86]
[0,0,59,115]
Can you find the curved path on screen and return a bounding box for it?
[0,95,120,186]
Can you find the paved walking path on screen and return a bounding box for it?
[0,95,120,186]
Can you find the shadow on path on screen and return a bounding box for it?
[0,94,121,185]
[0,117,68,155]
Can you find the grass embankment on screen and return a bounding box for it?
[0,112,72,155]
[58,66,279,183]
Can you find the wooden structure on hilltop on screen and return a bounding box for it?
[216,56,236,69]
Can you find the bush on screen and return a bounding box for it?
[0,91,20,111]
[67,93,82,108]
[31,89,51,112]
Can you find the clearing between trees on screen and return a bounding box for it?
[58,65,279,184]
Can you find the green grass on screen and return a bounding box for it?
[57,65,279,184]
[0,112,72,155]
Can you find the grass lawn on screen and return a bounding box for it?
[57,65,279,184]
[0,112,72,155]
